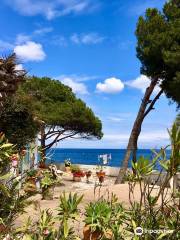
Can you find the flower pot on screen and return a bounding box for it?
[65,166,71,172]
[42,186,54,200]
[0,223,7,233]
[83,225,102,240]
[39,162,47,169]
[28,177,36,185]
[73,176,81,182]
[24,182,37,194]
[85,171,92,183]
[73,171,85,181]
[96,171,105,183]
[83,225,112,240]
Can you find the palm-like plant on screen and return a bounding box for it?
[0,54,26,107]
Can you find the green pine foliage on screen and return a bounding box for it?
[17,76,103,151]
[136,0,180,107]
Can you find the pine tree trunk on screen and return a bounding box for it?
[40,123,46,163]
[115,78,158,184]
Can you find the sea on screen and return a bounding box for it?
[46,148,171,169]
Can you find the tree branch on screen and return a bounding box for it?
[44,125,58,137]
[45,130,66,140]
[143,89,163,119]
[45,126,53,136]
[45,132,78,150]
[45,132,61,150]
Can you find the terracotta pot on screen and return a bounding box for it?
[39,162,46,169]
[85,171,92,178]
[65,166,71,172]
[28,177,36,185]
[73,171,85,181]
[83,226,112,240]
[73,176,81,182]
[96,171,105,183]
[0,223,6,233]
[83,225,102,240]
[24,183,37,194]
[85,172,92,183]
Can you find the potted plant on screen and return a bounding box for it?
[96,167,105,184]
[73,171,85,182]
[83,201,112,240]
[39,160,47,169]
[41,171,56,200]
[23,182,37,195]
[71,165,85,182]
[27,169,38,186]
[64,159,71,172]
[85,171,92,183]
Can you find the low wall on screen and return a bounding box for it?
[55,163,121,177]
[54,163,180,188]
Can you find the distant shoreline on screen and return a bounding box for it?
[50,148,171,150]
[46,148,171,169]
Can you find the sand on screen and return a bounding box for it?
[14,171,173,239]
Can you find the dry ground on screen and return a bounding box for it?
[15,172,171,238]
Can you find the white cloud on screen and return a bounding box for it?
[70,34,80,44]
[16,34,31,44]
[6,0,98,20]
[103,130,169,143]
[56,129,170,148]
[0,40,13,51]
[33,27,53,35]
[107,117,124,123]
[126,75,161,94]
[71,32,104,45]
[96,77,124,94]
[57,76,88,95]
[81,33,104,44]
[51,36,68,47]
[59,74,98,82]
[16,27,53,45]
[14,41,46,62]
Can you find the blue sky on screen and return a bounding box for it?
[0,0,177,148]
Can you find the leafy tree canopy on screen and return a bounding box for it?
[136,0,180,106]
[17,76,103,151]
[0,54,26,105]
[0,97,39,150]
[0,54,34,150]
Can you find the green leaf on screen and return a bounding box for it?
[22,234,33,240]
[132,220,137,229]
[157,232,172,240]
[0,143,13,148]
[0,173,12,180]
[63,218,69,238]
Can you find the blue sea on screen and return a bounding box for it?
[46,148,170,168]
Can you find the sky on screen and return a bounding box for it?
[0,0,178,149]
